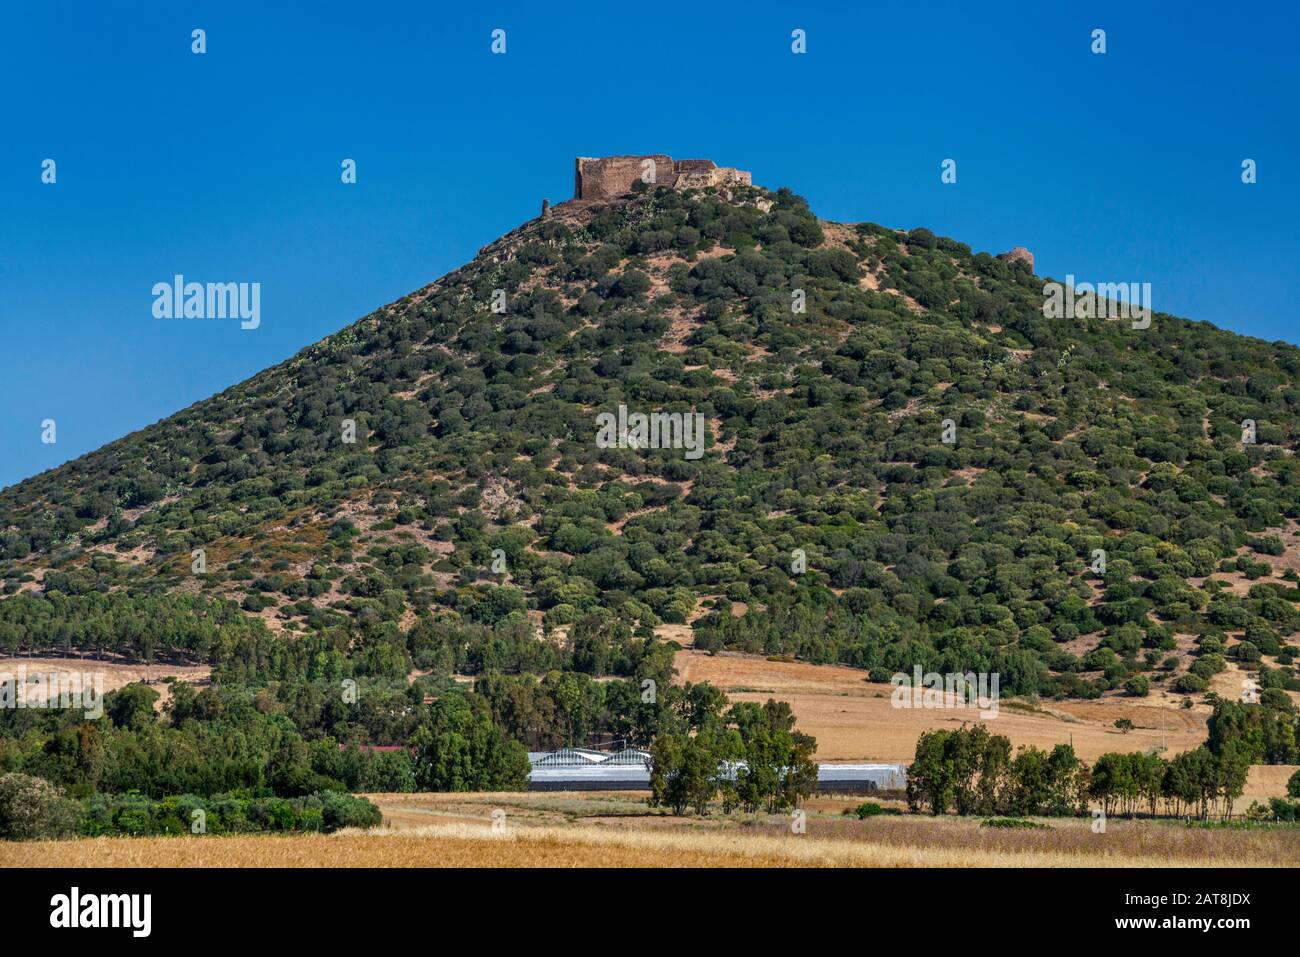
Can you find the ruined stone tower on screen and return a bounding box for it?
[997,247,1035,272]
[573,155,752,201]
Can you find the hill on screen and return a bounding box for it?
[3,153,1300,713]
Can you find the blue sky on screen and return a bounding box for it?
[1,1,1296,489]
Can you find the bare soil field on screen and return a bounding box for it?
[673,649,1208,762]
[11,791,1298,868]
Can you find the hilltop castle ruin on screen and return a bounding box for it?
[573,155,752,201]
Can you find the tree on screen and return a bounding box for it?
[649,731,689,814]
[1007,746,1051,816]
[105,683,160,731]
[1162,747,1219,820]
[1289,769,1300,799]
[1214,742,1250,820]
[1044,744,1087,816]
[650,699,817,816]
[411,696,530,792]
[683,732,722,815]
[731,700,817,813]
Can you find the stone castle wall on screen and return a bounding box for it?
[574,155,752,201]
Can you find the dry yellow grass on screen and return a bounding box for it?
[366,792,1300,867]
[674,649,1207,762]
[2,831,762,868]
[1238,764,1300,813]
[0,656,210,696]
[11,792,1296,868]
[10,816,1297,868]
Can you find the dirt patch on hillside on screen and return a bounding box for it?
[0,655,211,710]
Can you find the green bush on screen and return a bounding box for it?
[321,791,384,830]
[0,773,80,840]
[1124,675,1150,697]
[1262,798,1300,822]
[981,817,1048,829]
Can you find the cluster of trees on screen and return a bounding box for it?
[0,620,754,818]
[906,723,1257,821]
[476,669,662,750]
[907,726,1087,817]
[0,592,272,661]
[0,673,531,801]
[0,592,676,690]
[408,696,530,791]
[650,699,817,815]
[469,620,679,750]
[1207,697,1300,764]
[0,590,732,806]
[1089,746,1249,821]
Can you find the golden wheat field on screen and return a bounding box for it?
[7,791,1299,868]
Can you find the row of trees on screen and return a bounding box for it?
[906,725,1251,821]
[1090,746,1249,821]
[907,726,1084,817]
[0,771,381,840]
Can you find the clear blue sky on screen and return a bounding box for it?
[2,1,1296,490]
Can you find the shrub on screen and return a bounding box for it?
[0,774,80,841]
[981,818,1048,829]
[1231,641,1261,663]
[1264,798,1300,822]
[319,791,383,831]
[1189,654,1226,679]
[1124,675,1150,697]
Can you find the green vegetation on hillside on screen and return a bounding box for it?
[4,181,1299,701]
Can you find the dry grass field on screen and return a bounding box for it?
[0,655,211,711]
[673,649,1210,762]
[8,791,1299,868]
